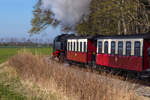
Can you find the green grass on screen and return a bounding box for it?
[0,61,57,100]
[0,81,27,100]
[0,70,57,100]
[0,47,57,100]
[0,67,27,100]
[0,47,52,64]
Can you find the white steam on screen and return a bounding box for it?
[40,0,91,26]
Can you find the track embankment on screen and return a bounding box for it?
[48,57,150,99]
[8,51,150,100]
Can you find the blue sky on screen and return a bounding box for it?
[0,0,61,40]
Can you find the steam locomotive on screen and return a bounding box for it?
[52,33,150,78]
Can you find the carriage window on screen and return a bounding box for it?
[84,42,87,52]
[76,42,79,51]
[118,41,123,55]
[80,42,82,52]
[71,42,72,51]
[74,42,76,51]
[78,42,80,51]
[111,41,116,55]
[104,41,108,54]
[71,42,73,51]
[134,41,141,56]
[72,42,74,51]
[126,41,131,56]
[68,42,70,51]
[98,41,102,53]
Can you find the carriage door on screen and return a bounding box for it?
[87,39,97,64]
[144,40,150,70]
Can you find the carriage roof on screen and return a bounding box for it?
[58,33,150,41]
[96,33,150,39]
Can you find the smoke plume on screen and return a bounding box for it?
[40,0,91,26]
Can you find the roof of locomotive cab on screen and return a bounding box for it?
[54,34,76,42]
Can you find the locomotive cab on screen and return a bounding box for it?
[53,40,62,57]
[52,34,75,61]
[52,34,67,59]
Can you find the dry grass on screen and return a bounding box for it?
[9,51,141,100]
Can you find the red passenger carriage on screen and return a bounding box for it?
[96,34,150,72]
[66,37,97,65]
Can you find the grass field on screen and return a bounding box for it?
[0,47,52,64]
[0,47,54,100]
[0,63,57,100]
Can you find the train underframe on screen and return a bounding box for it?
[55,54,150,80]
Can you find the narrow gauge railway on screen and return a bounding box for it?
[52,33,150,80]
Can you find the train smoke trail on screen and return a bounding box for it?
[40,0,91,26]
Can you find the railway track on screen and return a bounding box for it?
[46,57,150,99]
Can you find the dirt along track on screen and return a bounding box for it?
[45,57,150,99]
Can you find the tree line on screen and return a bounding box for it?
[30,0,150,36]
[0,37,52,47]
